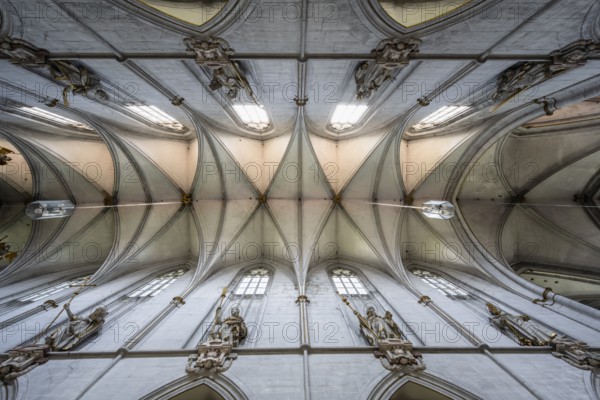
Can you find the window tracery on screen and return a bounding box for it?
[128,268,186,298]
[411,269,469,299]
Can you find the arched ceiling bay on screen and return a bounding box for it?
[1,0,600,304]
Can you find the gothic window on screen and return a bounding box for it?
[128,268,186,298]
[19,276,90,302]
[331,268,368,296]
[411,269,469,299]
[234,268,270,296]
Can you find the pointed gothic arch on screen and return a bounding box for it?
[139,375,249,400]
[365,373,482,400]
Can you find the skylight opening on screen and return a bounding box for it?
[412,105,469,131]
[19,107,92,130]
[330,104,368,131]
[232,104,270,131]
[126,105,185,131]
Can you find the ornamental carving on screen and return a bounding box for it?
[0,344,49,382]
[355,38,421,101]
[0,38,48,66]
[551,337,600,372]
[186,289,247,375]
[493,40,600,103]
[0,37,108,106]
[339,293,425,372]
[184,37,258,103]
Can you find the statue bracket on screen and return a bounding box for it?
[186,340,238,376]
[551,338,600,372]
[374,339,425,373]
[0,344,50,382]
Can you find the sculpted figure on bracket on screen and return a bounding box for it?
[492,39,600,104]
[355,38,421,101]
[339,294,425,372]
[210,305,248,347]
[45,303,108,351]
[187,289,247,375]
[184,37,258,103]
[486,302,556,346]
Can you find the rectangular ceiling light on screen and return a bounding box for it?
[412,105,469,131]
[19,107,92,130]
[126,105,184,131]
[232,104,270,131]
[330,104,368,131]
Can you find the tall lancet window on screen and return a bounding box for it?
[128,268,186,298]
[331,268,368,296]
[0,275,92,317]
[234,268,270,297]
[19,275,91,302]
[412,269,469,299]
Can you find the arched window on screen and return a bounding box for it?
[19,275,90,302]
[234,267,270,297]
[330,267,368,296]
[412,269,469,299]
[128,268,186,298]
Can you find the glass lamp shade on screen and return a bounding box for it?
[26,200,75,220]
[421,200,455,220]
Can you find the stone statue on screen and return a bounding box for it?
[187,289,244,375]
[361,306,405,346]
[0,344,49,382]
[338,294,424,372]
[48,60,109,105]
[355,38,421,101]
[0,147,14,166]
[45,303,108,351]
[486,302,556,346]
[210,306,247,347]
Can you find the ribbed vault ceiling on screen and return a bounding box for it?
[1,0,600,302]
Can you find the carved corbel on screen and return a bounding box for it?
[0,38,48,66]
[171,296,186,307]
[294,96,309,106]
[533,97,558,116]
[184,37,234,67]
[181,193,193,204]
[186,339,237,375]
[418,296,432,305]
[0,344,50,382]
[40,300,58,310]
[184,37,258,104]
[296,295,310,304]
[533,287,556,306]
[170,96,185,106]
[355,38,421,101]
[374,339,425,372]
[551,337,600,372]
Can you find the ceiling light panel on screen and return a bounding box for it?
[412,106,469,131]
[232,104,270,131]
[126,105,185,131]
[330,104,368,131]
[19,107,92,130]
